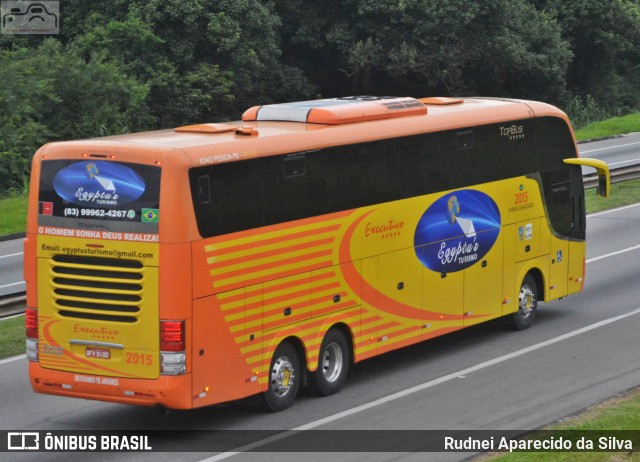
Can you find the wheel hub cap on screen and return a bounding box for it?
[271,356,295,397]
[322,342,343,383]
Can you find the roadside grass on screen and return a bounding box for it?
[585,178,640,213]
[473,388,640,462]
[0,315,25,359]
[574,113,640,141]
[0,194,28,236]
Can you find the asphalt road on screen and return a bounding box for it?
[0,238,25,297]
[1,190,640,462]
[579,132,640,170]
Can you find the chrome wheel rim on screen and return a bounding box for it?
[321,342,343,383]
[271,355,295,397]
[518,285,536,320]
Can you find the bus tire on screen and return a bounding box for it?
[263,342,300,412]
[311,328,350,396]
[511,274,538,330]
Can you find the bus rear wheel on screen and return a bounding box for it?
[311,328,350,396]
[263,342,300,412]
[511,274,538,330]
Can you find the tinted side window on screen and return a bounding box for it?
[190,118,558,238]
[540,165,585,239]
[190,159,263,237]
[386,136,442,199]
[263,154,327,225]
[536,117,577,172]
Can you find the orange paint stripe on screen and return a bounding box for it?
[379,332,424,351]
[41,362,94,371]
[235,308,363,350]
[359,321,399,339]
[229,299,312,329]
[259,270,335,299]
[209,225,339,257]
[223,283,348,329]
[220,280,317,316]
[380,326,463,352]
[212,249,333,283]
[217,272,328,307]
[311,300,356,318]
[359,314,381,328]
[204,210,353,244]
[378,323,423,340]
[213,261,333,293]
[309,282,342,300]
[237,308,361,348]
[208,237,335,269]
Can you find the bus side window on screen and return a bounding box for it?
[197,175,211,204]
[263,154,326,225]
[386,137,441,200]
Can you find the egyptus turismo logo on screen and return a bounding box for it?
[53,161,146,208]
[414,190,501,273]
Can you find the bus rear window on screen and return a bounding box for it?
[38,159,161,234]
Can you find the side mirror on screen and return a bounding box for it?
[598,174,608,198]
[563,157,610,198]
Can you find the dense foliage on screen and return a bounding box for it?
[1,0,639,195]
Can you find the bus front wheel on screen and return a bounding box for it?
[263,342,300,412]
[511,274,538,330]
[311,328,350,396]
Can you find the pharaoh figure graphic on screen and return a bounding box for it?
[447,195,476,238]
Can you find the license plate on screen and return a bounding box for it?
[85,347,111,360]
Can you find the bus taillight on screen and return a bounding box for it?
[160,320,186,375]
[160,320,185,351]
[25,308,39,362]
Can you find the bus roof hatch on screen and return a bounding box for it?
[242,96,427,125]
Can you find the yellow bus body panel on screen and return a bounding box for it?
[36,235,160,379]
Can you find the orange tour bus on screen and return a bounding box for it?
[24,96,610,411]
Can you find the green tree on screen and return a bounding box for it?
[70,17,235,128]
[129,0,313,118]
[0,39,152,181]
[275,0,573,101]
[541,0,640,111]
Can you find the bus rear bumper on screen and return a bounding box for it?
[29,362,194,410]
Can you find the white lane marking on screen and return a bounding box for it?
[588,202,640,218]
[0,354,25,366]
[580,141,640,154]
[0,281,25,290]
[586,244,640,264]
[198,307,640,461]
[0,252,23,260]
[607,157,640,167]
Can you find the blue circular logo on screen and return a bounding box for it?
[414,190,501,272]
[53,161,146,208]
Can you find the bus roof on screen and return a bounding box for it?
[37,97,571,167]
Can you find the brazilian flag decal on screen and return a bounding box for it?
[142,208,159,223]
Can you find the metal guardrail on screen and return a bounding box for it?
[583,164,640,189]
[0,292,26,319]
